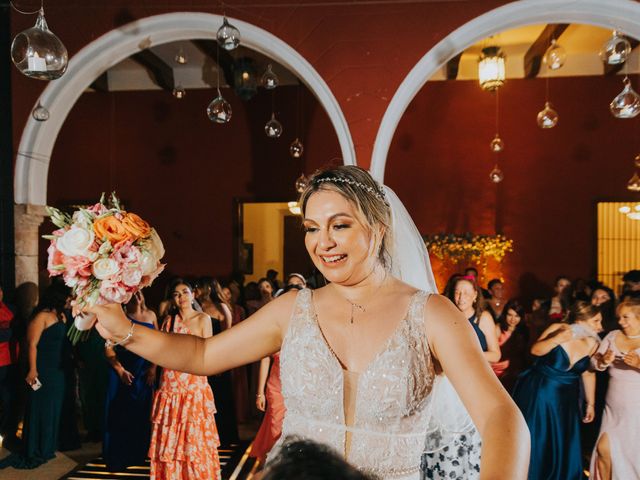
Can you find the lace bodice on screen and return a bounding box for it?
[275,288,435,478]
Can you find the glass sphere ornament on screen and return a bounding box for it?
[290,138,304,158]
[261,64,279,89]
[32,102,49,122]
[295,174,308,193]
[489,134,505,153]
[600,31,631,65]
[207,89,232,124]
[610,77,640,118]
[11,8,68,80]
[635,154,640,168]
[172,85,186,99]
[174,48,187,65]
[265,113,283,138]
[217,17,240,51]
[544,39,566,70]
[537,102,559,129]
[489,165,504,183]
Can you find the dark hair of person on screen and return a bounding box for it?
[619,290,640,303]
[464,267,478,276]
[447,276,486,319]
[262,436,378,480]
[554,275,570,286]
[196,276,225,308]
[244,281,260,302]
[498,300,526,332]
[566,300,600,324]
[442,273,462,298]
[487,278,502,290]
[283,283,303,294]
[31,280,70,320]
[622,269,640,283]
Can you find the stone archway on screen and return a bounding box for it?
[12,12,355,285]
[370,0,640,182]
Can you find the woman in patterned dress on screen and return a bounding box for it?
[148,279,221,479]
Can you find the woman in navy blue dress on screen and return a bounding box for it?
[103,292,157,471]
[513,301,602,480]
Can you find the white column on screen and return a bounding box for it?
[14,203,47,286]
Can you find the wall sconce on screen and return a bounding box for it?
[478,46,505,91]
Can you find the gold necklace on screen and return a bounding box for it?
[338,276,387,324]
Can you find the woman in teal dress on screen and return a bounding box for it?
[512,301,602,480]
[0,281,70,469]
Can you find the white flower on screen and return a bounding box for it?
[139,250,158,275]
[147,228,165,261]
[92,257,120,280]
[56,226,95,257]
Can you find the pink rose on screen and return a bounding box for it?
[65,255,93,278]
[112,242,141,269]
[140,263,165,288]
[47,243,65,276]
[86,203,109,216]
[99,280,131,304]
[121,268,142,287]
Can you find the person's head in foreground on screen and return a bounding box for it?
[262,436,378,480]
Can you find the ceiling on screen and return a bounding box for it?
[430,23,640,81]
[89,24,640,93]
[89,40,300,93]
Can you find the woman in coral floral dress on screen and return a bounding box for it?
[149,279,220,480]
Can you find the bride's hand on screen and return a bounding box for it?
[85,303,130,340]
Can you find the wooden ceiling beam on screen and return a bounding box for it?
[446,52,464,80]
[604,37,640,75]
[130,49,174,91]
[191,39,235,87]
[524,23,570,79]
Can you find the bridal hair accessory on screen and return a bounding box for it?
[313,176,388,204]
[44,193,165,344]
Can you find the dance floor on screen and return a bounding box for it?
[61,443,260,480]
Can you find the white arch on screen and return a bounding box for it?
[15,12,355,206]
[371,0,640,181]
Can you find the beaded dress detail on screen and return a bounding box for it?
[275,288,435,479]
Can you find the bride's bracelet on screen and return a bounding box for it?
[105,322,135,349]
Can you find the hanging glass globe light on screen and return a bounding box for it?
[489,165,504,183]
[290,138,304,158]
[217,17,240,51]
[174,48,187,65]
[265,113,283,138]
[635,154,640,168]
[489,134,504,153]
[628,172,640,192]
[600,31,632,65]
[172,85,186,99]
[544,39,567,70]
[207,89,232,124]
[32,102,49,121]
[11,8,68,80]
[610,76,640,118]
[261,64,279,89]
[536,102,559,129]
[295,174,308,193]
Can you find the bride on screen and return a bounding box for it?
[88,165,529,479]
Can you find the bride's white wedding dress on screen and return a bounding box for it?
[272,288,434,479]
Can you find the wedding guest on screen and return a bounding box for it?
[513,301,602,480]
[266,269,282,293]
[591,285,617,333]
[89,165,530,478]
[57,311,81,451]
[485,278,506,320]
[103,291,157,471]
[274,273,307,297]
[589,298,640,480]
[196,276,239,444]
[76,327,108,443]
[0,283,16,441]
[541,275,572,322]
[246,278,273,316]
[0,281,70,469]
[621,269,640,296]
[148,279,221,479]
[492,300,529,392]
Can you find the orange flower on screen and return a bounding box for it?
[93,215,131,244]
[121,212,151,240]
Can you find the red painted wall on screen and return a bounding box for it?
[386,75,640,299]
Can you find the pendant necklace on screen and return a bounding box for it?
[341,276,387,325]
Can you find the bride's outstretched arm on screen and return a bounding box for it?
[425,294,530,480]
[88,291,296,376]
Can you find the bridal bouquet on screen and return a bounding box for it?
[45,193,165,343]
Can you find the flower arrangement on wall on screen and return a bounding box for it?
[424,233,514,264]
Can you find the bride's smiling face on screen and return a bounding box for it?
[303,189,378,285]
